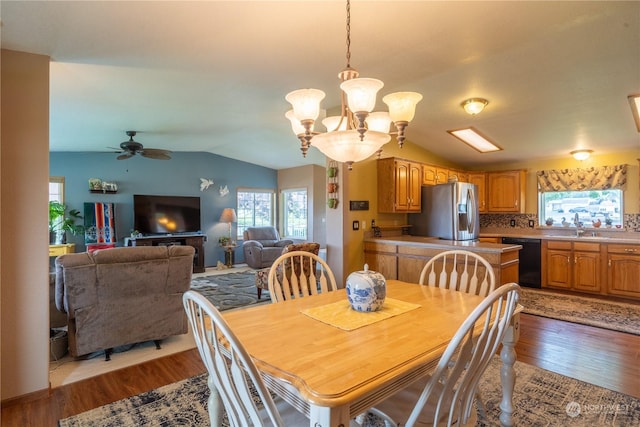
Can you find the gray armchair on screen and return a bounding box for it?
[242,226,293,269]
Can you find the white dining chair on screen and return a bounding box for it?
[268,250,338,303]
[182,290,310,426]
[419,249,496,297]
[365,283,521,427]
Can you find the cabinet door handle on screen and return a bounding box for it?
[608,259,611,267]
[624,248,637,253]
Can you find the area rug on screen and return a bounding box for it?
[58,357,640,426]
[519,288,640,335]
[190,271,270,311]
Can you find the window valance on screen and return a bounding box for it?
[536,164,627,192]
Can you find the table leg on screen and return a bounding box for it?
[309,404,350,427]
[499,312,520,427]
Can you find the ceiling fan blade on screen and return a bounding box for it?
[141,148,172,160]
[117,152,134,160]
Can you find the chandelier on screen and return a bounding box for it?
[285,0,422,170]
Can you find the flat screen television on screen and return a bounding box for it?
[133,194,201,235]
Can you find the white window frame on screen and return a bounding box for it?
[237,188,275,239]
[282,188,308,240]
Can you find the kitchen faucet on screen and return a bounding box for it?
[574,212,585,237]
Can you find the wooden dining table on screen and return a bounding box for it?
[222,279,520,427]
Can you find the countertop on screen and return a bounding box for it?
[364,235,522,253]
[480,229,640,244]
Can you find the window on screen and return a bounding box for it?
[237,189,275,239]
[49,176,65,203]
[539,190,623,226]
[282,188,307,239]
[537,165,626,227]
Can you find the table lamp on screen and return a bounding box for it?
[219,208,237,243]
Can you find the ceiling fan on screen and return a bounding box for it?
[112,131,172,160]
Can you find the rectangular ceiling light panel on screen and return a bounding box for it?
[447,127,502,153]
[628,94,640,132]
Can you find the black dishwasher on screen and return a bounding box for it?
[501,237,541,288]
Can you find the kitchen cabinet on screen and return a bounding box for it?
[377,158,421,213]
[363,242,397,279]
[467,172,487,213]
[607,244,640,298]
[422,164,450,186]
[451,170,468,183]
[364,238,520,285]
[543,240,602,293]
[486,170,526,213]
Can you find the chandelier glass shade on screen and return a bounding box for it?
[311,130,391,167]
[285,0,421,169]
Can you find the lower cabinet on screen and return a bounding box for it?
[364,242,397,280]
[364,241,519,286]
[541,240,640,300]
[543,240,602,293]
[607,244,640,298]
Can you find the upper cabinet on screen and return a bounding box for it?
[467,172,487,213]
[422,164,449,186]
[378,158,422,213]
[486,170,526,213]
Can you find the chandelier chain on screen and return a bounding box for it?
[345,0,351,68]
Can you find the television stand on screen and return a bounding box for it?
[128,234,205,273]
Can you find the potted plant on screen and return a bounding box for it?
[49,201,84,244]
[545,217,554,226]
[218,236,230,247]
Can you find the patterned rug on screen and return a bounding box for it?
[58,357,640,426]
[519,288,640,335]
[190,271,270,311]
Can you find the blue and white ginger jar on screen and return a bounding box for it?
[346,264,386,312]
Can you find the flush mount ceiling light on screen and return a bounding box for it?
[285,0,422,170]
[570,149,593,161]
[461,98,489,115]
[447,127,502,153]
[628,94,640,132]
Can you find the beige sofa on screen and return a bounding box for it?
[55,245,194,360]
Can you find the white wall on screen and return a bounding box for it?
[1,49,51,401]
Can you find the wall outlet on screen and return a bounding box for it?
[510,219,516,227]
[528,219,535,228]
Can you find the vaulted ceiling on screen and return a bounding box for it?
[2,1,639,170]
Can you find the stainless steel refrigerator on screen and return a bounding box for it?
[408,182,479,240]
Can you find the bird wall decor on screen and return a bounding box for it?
[199,178,214,191]
[219,185,229,197]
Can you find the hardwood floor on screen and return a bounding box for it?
[2,313,639,426]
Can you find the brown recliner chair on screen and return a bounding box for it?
[242,226,293,269]
[55,245,194,360]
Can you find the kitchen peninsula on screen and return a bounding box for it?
[364,236,522,285]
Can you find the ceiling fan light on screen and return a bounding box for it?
[570,149,593,161]
[340,78,384,113]
[461,98,489,115]
[285,88,326,121]
[383,92,423,122]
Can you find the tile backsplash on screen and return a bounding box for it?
[480,213,640,232]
